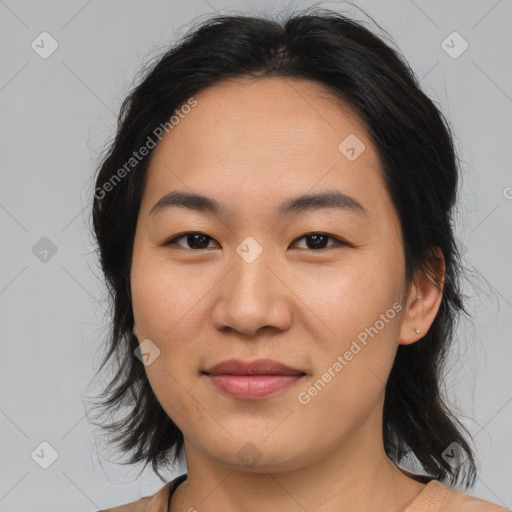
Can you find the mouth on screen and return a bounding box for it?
[205,358,306,376]
[202,358,307,400]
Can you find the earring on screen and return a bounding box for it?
[414,328,420,336]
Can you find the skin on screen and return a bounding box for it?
[129,77,445,512]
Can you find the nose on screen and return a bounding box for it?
[210,247,293,338]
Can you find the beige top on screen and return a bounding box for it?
[98,476,510,512]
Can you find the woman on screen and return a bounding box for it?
[88,7,508,512]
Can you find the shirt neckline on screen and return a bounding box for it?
[166,474,441,512]
[166,473,188,511]
[402,479,445,511]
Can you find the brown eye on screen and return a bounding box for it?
[163,231,349,251]
[292,233,348,250]
[164,232,218,250]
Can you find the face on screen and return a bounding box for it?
[130,77,411,472]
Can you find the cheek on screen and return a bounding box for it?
[291,251,402,341]
[130,261,206,430]
[293,256,402,407]
[131,255,201,342]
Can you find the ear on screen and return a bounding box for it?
[398,247,445,345]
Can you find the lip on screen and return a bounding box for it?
[205,358,305,376]
[206,374,304,400]
[203,359,306,400]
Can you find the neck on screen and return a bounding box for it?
[170,408,426,512]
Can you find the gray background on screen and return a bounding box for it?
[1,0,511,510]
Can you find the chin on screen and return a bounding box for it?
[201,433,317,474]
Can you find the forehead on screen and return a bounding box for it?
[153,76,371,160]
[142,76,388,220]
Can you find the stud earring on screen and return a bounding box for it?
[414,328,420,336]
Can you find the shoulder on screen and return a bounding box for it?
[444,485,510,512]
[97,481,170,512]
[406,479,510,512]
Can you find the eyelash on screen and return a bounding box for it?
[162,232,351,251]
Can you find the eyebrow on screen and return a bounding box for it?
[149,190,367,219]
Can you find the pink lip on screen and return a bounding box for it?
[205,358,304,376]
[207,375,303,399]
[203,358,306,400]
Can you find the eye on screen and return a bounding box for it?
[163,232,349,251]
[292,232,348,250]
[163,232,219,250]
